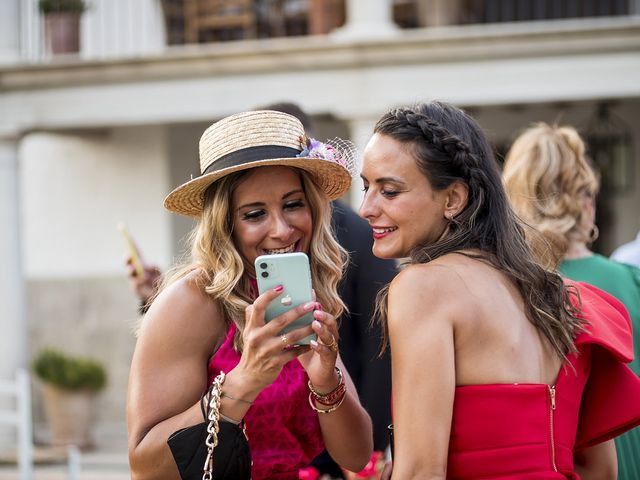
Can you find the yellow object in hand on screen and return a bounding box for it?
[118,222,145,279]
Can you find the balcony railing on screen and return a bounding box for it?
[458,0,635,25]
[144,0,640,44]
[18,0,640,63]
[19,0,165,63]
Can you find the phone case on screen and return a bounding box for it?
[254,252,316,345]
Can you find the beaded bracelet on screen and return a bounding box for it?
[308,366,344,400]
[315,383,346,406]
[308,391,346,414]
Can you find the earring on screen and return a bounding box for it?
[589,225,599,243]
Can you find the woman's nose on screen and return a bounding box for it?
[271,213,294,239]
[359,191,377,220]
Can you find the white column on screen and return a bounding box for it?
[332,0,399,39]
[0,135,27,377]
[0,0,20,64]
[346,116,378,210]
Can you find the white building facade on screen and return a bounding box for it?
[1,0,640,449]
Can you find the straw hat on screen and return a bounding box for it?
[164,110,355,217]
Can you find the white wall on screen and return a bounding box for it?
[20,125,173,278]
[0,0,20,64]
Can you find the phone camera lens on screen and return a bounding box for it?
[260,262,267,269]
[261,271,269,278]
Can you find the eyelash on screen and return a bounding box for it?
[285,200,304,210]
[241,200,305,221]
[242,210,265,220]
[361,185,399,198]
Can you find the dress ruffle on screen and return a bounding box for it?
[565,280,640,449]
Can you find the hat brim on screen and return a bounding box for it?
[164,157,352,218]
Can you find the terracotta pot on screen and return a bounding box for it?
[42,383,96,449]
[44,12,81,55]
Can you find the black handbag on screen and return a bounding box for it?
[167,372,252,480]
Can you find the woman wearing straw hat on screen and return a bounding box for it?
[127,110,373,479]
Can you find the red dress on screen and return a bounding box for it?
[447,281,640,479]
[208,324,324,480]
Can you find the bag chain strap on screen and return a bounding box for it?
[203,371,226,480]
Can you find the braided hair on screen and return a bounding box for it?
[373,102,583,361]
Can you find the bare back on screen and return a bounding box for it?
[386,252,566,477]
[436,253,562,387]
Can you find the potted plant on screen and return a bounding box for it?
[38,0,87,55]
[32,348,107,449]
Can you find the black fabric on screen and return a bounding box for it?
[203,145,300,175]
[332,200,396,450]
[167,421,251,480]
[311,201,397,477]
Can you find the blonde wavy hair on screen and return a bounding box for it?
[503,123,599,270]
[159,167,347,351]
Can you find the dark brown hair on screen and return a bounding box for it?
[373,102,583,360]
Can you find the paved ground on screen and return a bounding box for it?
[0,467,130,480]
[0,449,130,480]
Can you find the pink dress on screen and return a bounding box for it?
[208,324,324,480]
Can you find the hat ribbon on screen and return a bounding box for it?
[203,145,301,176]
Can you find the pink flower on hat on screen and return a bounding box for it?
[298,136,346,167]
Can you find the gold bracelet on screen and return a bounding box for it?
[308,391,346,414]
[221,391,254,405]
[308,366,343,398]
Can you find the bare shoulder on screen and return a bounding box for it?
[389,255,472,308]
[128,270,226,449]
[137,270,227,356]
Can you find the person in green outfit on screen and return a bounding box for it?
[502,122,640,479]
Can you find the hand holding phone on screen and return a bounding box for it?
[118,222,145,279]
[254,252,317,346]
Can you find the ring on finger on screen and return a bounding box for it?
[322,334,338,353]
[280,334,289,347]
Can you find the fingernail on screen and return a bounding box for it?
[274,285,284,293]
[312,320,322,329]
[313,310,322,320]
[304,301,315,311]
[310,340,318,348]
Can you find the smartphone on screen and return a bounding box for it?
[118,222,145,279]
[254,252,316,345]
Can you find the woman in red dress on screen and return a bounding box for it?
[358,101,640,479]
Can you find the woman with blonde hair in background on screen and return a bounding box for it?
[503,122,640,480]
[127,110,372,479]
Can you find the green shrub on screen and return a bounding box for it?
[32,348,106,392]
[38,0,87,14]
